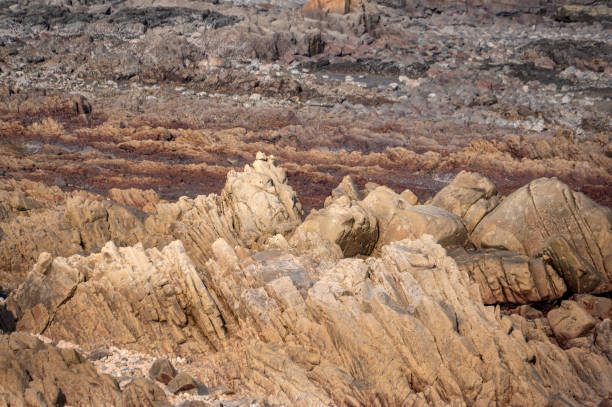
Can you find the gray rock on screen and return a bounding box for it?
[149,358,176,385]
[167,373,198,395]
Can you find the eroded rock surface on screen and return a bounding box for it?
[452,248,567,304]
[7,240,225,355]
[429,171,501,232]
[361,186,468,249]
[0,153,302,289]
[6,234,612,405]
[290,195,378,257]
[0,332,125,407]
[472,178,612,293]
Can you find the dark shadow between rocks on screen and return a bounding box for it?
[0,287,15,333]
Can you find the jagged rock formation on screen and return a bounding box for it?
[0,332,171,407]
[0,153,302,289]
[452,248,567,304]
[108,188,162,213]
[7,241,224,355]
[3,158,612,406]
[471,177,612,294]
[6,234,612,405]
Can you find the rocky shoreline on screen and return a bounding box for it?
[1,0,611,405]
[1,152,611,406]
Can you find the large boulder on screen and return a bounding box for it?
[471,178,612,293]
[361,186,468,249]
[452,248,566,305]
[290,195,378,258]
[429,171,501,232]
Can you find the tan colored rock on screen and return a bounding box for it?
[0,153,303,289]
[400,189,419,205]
[108,188,161,213]
[303,0,349,17]
[429,171,501,232]
[121,378,170,407]
[472,178,612,293]
[0,332,123,406]
[222,152,303,247]
[290,195,378,257]
[361,186,468,248]
[8,235,612,405]
[548,300,596,342]
[0,209,82,289]
[7,240,226,355]
[64,194,151,252]
[167,373,198,395]
[543,235,610,294]
[574,294,612,320]
[323,175,362,207]
[452,248,566,305]
[0,178,66,211]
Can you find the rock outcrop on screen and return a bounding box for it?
[452,248,566,304]
[361,186,469,249]
[221,152,303,247]
[0,332,126,406]
[0,153,303,289]
[7,236,612,405]
[290,195,378,257]
[472,178,612,294]
[429,171,501,232]
[7,241,224,355]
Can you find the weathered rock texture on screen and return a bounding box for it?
[290,195,378,257]
[472,177,612,293]
[429,171,501,232]
[0,331,169,407]
[7,241,225,355]
[548,300,596,342]
[360,186,468,249]
[452,248,567,304]
[7,235,612,405]
[0,153,302,289]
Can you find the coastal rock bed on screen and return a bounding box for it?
[0,0,611,210]
[1,0,611,406]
